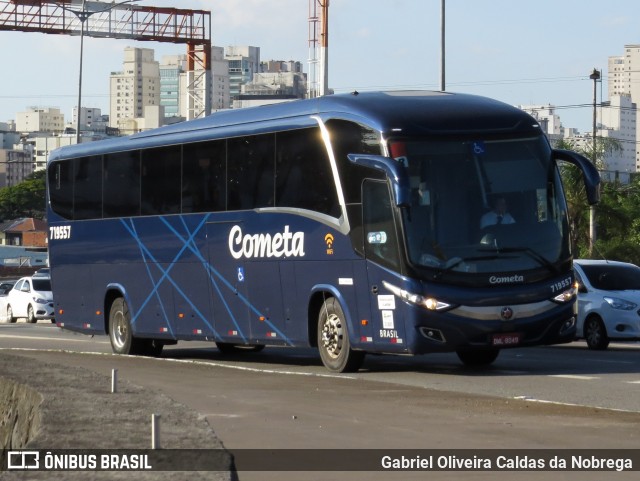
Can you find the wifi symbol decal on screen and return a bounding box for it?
[324,233,335,255]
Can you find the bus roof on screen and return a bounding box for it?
[49,91,541,161]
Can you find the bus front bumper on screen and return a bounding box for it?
[407,300,577,354]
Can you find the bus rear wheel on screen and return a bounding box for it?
[317,297,365,373]
[109,297,144,355]
[456,348,500,366]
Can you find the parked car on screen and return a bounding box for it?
[0,279,17,296]
[574,259,640,350]
[4,276,54,323]
[33,268,50,277]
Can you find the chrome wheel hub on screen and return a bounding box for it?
[321,313,343,359]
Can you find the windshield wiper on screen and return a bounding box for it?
[433,254,511,279]
[482,246,559,274]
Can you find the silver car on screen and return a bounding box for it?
[5,276,55,323]
[574,259,640,350]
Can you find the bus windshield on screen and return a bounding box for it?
[396,136,570,277]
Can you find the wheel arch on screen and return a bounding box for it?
[104,283,131,336]
[582,311,605,336]
[307,285,354,348]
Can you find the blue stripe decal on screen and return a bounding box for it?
[128,219,175,337]
[117,214,291,345]
[170,216,289,343]
[119,216,218,337]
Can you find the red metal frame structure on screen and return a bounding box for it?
[0,0,212,118]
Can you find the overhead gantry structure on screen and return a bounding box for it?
[0,0,212,119]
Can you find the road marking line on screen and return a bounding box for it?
[0,334,106,343]
[626,380,640,384]
[512,396,637,413]
[0,347,355,380]
[549,374,599,380]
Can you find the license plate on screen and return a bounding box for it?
[491,333,522,346]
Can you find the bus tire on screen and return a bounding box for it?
[317,297,365,373]
[109,297,143,355]
[456,348,500,366]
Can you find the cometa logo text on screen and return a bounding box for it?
[489,274,524,284]
[229,225,305,259]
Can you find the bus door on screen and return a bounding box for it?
[244,260,288,344]
[362,180,407,349]
[206,221,252,343]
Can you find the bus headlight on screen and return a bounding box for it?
[382,281,453,311]
[552,286,577,303]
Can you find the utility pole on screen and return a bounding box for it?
[440,0,445,91]
[319,0,329,96]
[76,0,87,144]
[589,68,600,255]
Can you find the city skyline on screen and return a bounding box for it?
[2,0,640,132]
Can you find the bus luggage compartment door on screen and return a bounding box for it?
[206,221,252,343]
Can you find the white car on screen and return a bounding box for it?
[574,259,640,350]
[5,276,55,323]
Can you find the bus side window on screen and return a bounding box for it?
[103,151,141,218]
[74,155,103,220]
[48,160,74,219]
[275,128,340,217]
[141,145,181,215]
[183,140,226,213]
[228,134,275,210]
[363,180,400,269]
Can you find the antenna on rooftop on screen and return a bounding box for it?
[308,0,328,98]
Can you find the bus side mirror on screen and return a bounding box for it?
[552,149,601,205]
[347,153,410,207]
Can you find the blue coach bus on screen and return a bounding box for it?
[46,91,599,372]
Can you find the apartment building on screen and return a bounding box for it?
[15,107,64,133]
[225,46,260,101]
[211,46,230,110]
[109,47,161,129]
[608,45,640,170]
[160,54,187,120]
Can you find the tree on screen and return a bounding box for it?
[0,170,46,221]
[556,137,622,258]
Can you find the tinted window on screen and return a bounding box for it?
[325,119,382,207]
[104,151,140,218]
[580,264,640,290]
[228,134,275,209]
[363,180,400,269]
[49,161,74,219]
[141,145,181,215]
[183,140,226,213]
[74,156,103,220]
[32,278,52,291]
[275,128,340,217]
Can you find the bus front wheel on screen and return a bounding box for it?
[109,297,144,355]
[317,297,365,373]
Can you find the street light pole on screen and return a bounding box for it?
[589,68,601,255]
[76,0,87,144]
[440,0,445,91]
[67,1,141,144]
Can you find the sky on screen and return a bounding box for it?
[1,0,640,133]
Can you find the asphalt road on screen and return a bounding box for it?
[1,321,640,481]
